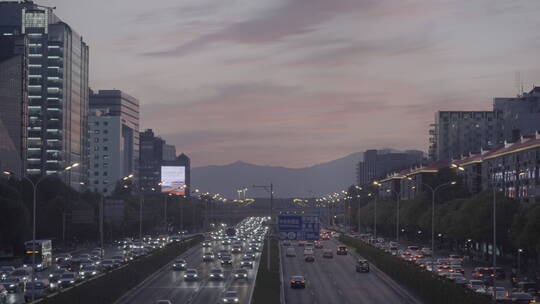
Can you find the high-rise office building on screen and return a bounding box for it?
[0,1,90,189]
[88,90,140,195]
[162,144,176,161]
[139,129,165,192]
[428,111,497,162]
[356,149,424,185]
[0,35,28,176]
[494,87,540,143]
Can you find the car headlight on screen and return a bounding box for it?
[57,280,61,284]
[49,274,53,278]
[234,299,238,302]
[184,275,187,278]
[194,274,198,277]
[92,271,97,275]
[173,264,177,267]
[37,263,42,268]
[70,280,75,283]
[79,272,84,275]
[9,284,15,288]
[235,274,238,277]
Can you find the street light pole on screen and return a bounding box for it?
[253,183,274,271]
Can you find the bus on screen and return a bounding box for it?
[23,240,52,271]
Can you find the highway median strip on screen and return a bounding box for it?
[252,237,280,304]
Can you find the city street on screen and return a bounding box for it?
[281,238,420,304]
[116,238,260,304]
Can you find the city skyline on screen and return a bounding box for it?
[34,0,540,168]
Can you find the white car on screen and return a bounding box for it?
[286,247,296,257]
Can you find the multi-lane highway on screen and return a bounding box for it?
[281,237,421,304]
[116,220,264,304]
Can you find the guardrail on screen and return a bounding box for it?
[37,235,203,304]
[340,235,491,304]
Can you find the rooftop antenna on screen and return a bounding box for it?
[515,71,522,97]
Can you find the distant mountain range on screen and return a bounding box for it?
[191,152,363,198]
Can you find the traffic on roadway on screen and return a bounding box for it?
[349,231,539,303]
[281,229,420,304]
[0,232,193,304]
[115,217,267,304]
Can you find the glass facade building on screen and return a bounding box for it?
[0,2,89,189]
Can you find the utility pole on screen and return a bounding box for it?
[139,196,143,240]
[100,195,104,259]
[253,183,274,271]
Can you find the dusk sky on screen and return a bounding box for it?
[39,0,540,168]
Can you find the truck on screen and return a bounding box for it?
[23,240,52,271]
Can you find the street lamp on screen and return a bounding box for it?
[517,248,523,275]
[409,176,456,274]
[3,163,79,302]
[452,163,506,303]
[372,181,382,238]
[386,188,401,243]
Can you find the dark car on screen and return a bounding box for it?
[209,268,224,281]
[240,257,253,268]
[356,259,370,273]
[0,284,7,304]
[290,275,306,288]
[336,246,348,255]
[49,268,66,282]
[57,272,78,288]
[172,259,187,271]
[516,281,537,296]
[220,255,233,266]
[2,277,24,293]
[508,292,535,303]
[304,254,315,262]
[233,269,248,280]
[24,280,50,302]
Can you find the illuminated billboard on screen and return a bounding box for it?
[161,166,186,195]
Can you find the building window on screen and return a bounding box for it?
[103,172,108,176]
[95,138,99,143]
[103,138,108,142]
[103,146,108,151]
[94,121,99,126]
[103,121,108,126]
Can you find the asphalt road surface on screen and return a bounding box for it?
[116,238,261,304]
[281,238,421,304]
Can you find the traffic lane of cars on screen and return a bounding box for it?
[325,239,414,303]
[281,245,314,304]
[115,244,204,304]
[4,244,122,304]
[282,239,417,304]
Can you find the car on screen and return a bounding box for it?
[203,252,215,262]
[57,272,78,288]
[356,259,370,273]
[49,268,66,282]
[172,259,187,271]
[322,249,333,258]
[217,250,229,259]
[234,269,248,280]
[91,248,104,257]
[314,241,323,249]
[298,241,306,247]
[0,284,7,304]
[24,280,50,301]
[202,240,212,247]
[221,255,233,266]
[449,265,465,275]
[9,268,31,284]
[240,258,253,268]
[101,259,117,271]
[282,241,292,246]
[231,245,242,254]
[336,246,348,255]
[447,273,468,285]
[516,281,537,296]
[54,253,73,263]
[407,246,420,252]
[0,266,15,280]
[79,265,99,279]
[285,247,296,257]
[184,269,199,281]
[304,254,315,262]
[508,292,535,303]
[466,279,485,292]
[209,268,225,280]
[111,255,127,264]
[2,277,24,293]
[290,275,306,288]
[420,248,432,256]
[221,290,239,303]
